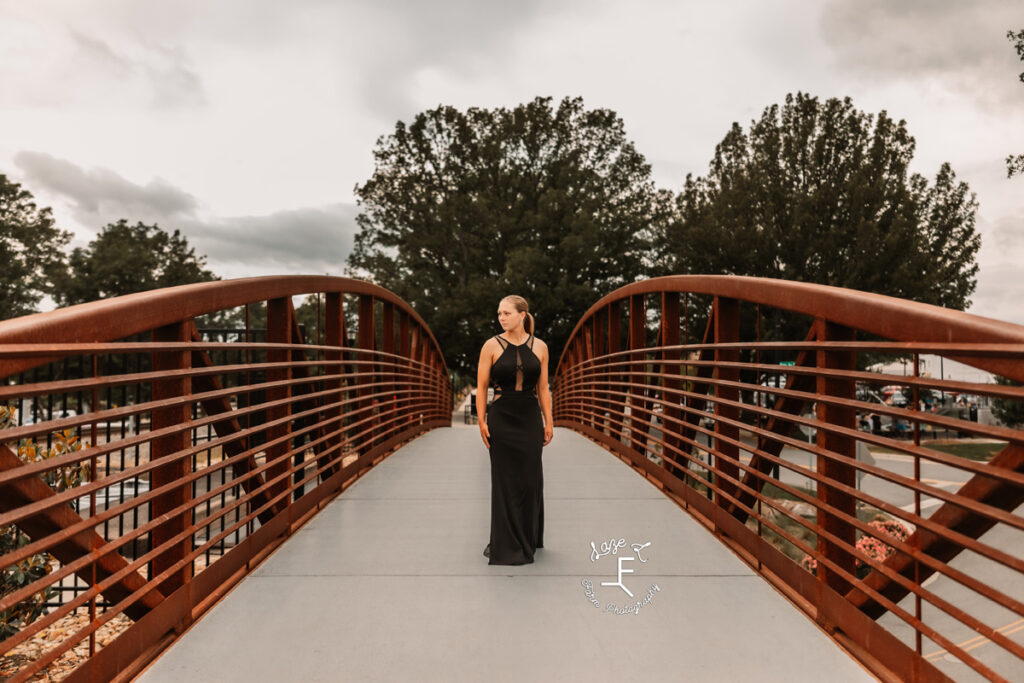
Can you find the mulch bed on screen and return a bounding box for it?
[1,610,132,682]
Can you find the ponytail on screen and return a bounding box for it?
[500,294,535,337]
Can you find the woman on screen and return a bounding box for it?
[476,295,554,565]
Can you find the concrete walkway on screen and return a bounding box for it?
[139,424,873,682]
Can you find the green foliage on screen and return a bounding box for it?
[0,406,90,640]
[992,375,1024,428]
[294,295,321,342]
[0,175,72,320]
[1008,30,1024,178]
[661,93,981,342]
[0,530,52,641]
[52,219,217,306]
[348,96,672,375]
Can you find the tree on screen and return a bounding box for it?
[992,376,1024,428]
[53,220,217,306]
[0,175,71,319]
[1007,29,1024,178]
[348,96,672,376]
[661,93,981,326]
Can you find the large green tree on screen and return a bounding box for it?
[53,219,217,306]
[660,93,981,320]
[348,96,672,376]
[1008,29,1024,178]
[0,175,71,319]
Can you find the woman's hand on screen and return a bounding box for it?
[543,422,553,446]
[480,420,491,448]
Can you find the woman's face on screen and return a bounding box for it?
[497,300,523,331]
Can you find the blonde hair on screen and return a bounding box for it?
[501,295,535,336]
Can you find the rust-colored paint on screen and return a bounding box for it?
[552,275,1024,680]
[0,276,451,681]
[0,445,164,621]
[814,320,858,603]
[150,321,193,596]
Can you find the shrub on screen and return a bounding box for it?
[801,518,910,577]
[1,406,90,640]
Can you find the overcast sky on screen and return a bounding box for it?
[2,0,1022,324]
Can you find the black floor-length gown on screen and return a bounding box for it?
[483,333,545,565]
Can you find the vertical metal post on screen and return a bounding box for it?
[661,292,682,479]
[410,325,423,424]
[582,319,595,429]
[324,292,344,477]
[150,321,193,596]
[358,295,375,451]
[382,301,396,427]
[398,311,411,418]
[815,318,857,600]
[713,296,740,511]
[593,307,608,434]
[266,297,293,507]
[629,294,649,458]
[608,301,622,440]
[913,353,922,655]
[88,353,98,656]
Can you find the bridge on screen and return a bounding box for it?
[1,275,1022,681]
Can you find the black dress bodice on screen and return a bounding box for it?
[490,334,541,396]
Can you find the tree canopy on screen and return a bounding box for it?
[660,93,981,319]
[0,175,71,319]
[53,219,217,306]
[348,96,671,376]
[1007,29,1024,178]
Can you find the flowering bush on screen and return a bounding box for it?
[1,405,91,640]
[857,519,909,565]
[800,518,910,576]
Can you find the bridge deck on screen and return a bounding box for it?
[138,424,872,682]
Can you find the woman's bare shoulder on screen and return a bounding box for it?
[532,337,548,352]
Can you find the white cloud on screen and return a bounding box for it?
[0,0,1021,327]
[0,12,205,110]
[14,151,198,225]
[821,0,1024,110]
[11,152,358,278]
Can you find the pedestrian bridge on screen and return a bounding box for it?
[138,424,870,682]
[1,275,1023,682]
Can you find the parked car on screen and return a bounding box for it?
[880,385,909,407]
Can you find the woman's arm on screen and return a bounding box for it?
[537,342,554,445]
[476,341,493,448]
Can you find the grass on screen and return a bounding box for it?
[925,441,1006,462]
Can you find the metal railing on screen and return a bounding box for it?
[0,276,452,682]
[553,275,1024,682]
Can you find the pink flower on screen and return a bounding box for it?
[801,519,909,573]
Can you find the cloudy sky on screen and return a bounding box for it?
[2,0,1022,323]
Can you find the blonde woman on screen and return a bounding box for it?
[476,295,553,565]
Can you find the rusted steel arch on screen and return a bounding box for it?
[0,276,452,681]
[552,274,1024,681]
[0,275,448,377]
[556,275,1024,383]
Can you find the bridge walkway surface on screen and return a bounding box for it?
[138,423,873,682]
